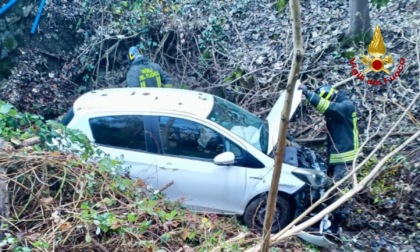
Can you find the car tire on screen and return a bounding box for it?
[243,194,292,234]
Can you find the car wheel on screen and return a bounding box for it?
[243,194,292,234]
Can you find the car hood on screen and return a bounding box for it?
[266,81,302,155]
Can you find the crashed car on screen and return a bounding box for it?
[63,85,334,246]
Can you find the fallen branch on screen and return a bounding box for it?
[153,33,170,62]
[0,151,209,251]
[22,137,41,147]
[295,136,327,143]
[210,232,251,252]
[376,131,418,138]
[201,67,268,91]
[294,118,324,137]
[245,130,420,252]
[332,76,357,88]
[92,238,110,252]
[0,138,14,151]
[275,130,419,240]
[38,49,64,61]
[158,180,174,193]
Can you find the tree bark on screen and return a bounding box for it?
[260,0,304,251]
[0,140,10,241]
[346,0,372,39]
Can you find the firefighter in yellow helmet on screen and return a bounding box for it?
[299,83,360,236]
[126,46,173,88]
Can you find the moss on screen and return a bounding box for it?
[0,58,14,78]
[343,51,356,59]
[224,67,245,83]
[372,0,389,7]
[341,32,373,49]
[3,37,17,51]
[202,50,211,60]
[224,67,255,89]
[276,0,288,12]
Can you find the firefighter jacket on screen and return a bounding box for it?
[305,90,359,165]
[126,56,172,88]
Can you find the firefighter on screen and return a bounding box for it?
[298,83,360,235]
[126,46,173,88]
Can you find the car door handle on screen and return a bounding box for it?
[159,166,178,171]
[159,162,173,170]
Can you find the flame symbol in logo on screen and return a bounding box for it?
[361,25,393,74]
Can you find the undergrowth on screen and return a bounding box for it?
[0,101,244,251]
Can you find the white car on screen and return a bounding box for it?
[63,86,330,237]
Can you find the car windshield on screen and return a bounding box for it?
[207,96,268,154]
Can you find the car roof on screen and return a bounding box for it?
[73,88,215,118]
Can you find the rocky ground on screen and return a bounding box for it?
[0,0,418,251]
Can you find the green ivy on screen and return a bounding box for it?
[276,0,288,13]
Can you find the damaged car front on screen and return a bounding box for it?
[211,83,337,247]
[264,85,337,247]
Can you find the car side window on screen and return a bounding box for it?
[159,116,241,160]
[89,115,146,151]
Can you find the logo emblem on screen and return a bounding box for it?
[361,25,393,74]
[348,25,405,86]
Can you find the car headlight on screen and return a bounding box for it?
[292,168,327,188]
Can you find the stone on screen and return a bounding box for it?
[0,49,8,61]
[9,24,23,37]
[0,19,6,32]
[2,36,18,51]
[22,4,34,18]
[5,12,22,25]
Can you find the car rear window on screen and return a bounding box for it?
[89,115,146,151]
[61,108,74,126]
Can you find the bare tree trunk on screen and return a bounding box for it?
[345,0,372,43]
[0,166,9,240]
[0,139,10,241]
[260,0,304,251]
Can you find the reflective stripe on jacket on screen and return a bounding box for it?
[306,90,359,165]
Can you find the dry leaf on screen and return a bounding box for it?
[52,211,61,223]
[39,197,54,206]
[24,232,41,241]
[181,229,190,240]
[110,221,122,230]
[134,178,147,188]
[60,222,72,232]
[182,245,195,252]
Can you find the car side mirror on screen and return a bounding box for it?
[214,152,235,165]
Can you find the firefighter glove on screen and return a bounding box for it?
[298,84,309,95]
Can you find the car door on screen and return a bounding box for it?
[153,115,247,214]
[88,114,158,188]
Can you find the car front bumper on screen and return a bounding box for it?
[297,231,337,248]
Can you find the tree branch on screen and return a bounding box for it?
[261,1,304,251]
[332,76,357,88]
[273,130,419,243]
